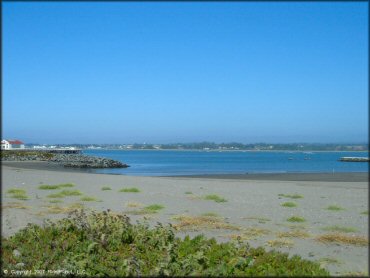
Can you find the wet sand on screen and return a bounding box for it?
[1,163,368,275]
[176,172,369,182]
[1,161,98,173]
[2,161,368,182]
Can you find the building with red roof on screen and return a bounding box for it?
[1,139,25,150]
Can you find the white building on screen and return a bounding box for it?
[1,139,25,150]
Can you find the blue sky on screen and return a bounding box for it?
[3,2,368,144]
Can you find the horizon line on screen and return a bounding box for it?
[24,142,369,145]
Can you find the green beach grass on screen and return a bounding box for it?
[204,194,227,203]
[38,183,75,190]
[57,183,75,188]
[124,204,165,215]
[322,225,358,233]
[143,204,165,212]
[278,194,303,199]
[287,216,306,223]
[326,205,345,211]
[59,190,82,196]
[281,202,297,207]
[47,190,83,198]
[201,212,219,217]
[6,189,30,200]
[47,192,65,198]
[49,199,64,204]
[80,196,101,202]
[38,185,60,190]
[119,187,140,193]
[7,189,26,195]
[9,193,30,200]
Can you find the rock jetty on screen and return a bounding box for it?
[49,154,129,168]
[339,157,369,162]
[1,150,129,169]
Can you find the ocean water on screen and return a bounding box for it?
[83,150,369,176]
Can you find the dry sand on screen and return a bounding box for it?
[2,163,368,275]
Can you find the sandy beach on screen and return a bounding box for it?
[2,163,368,275]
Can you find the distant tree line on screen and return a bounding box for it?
[26,142,369,151]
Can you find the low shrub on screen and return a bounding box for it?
[1,210,328,276]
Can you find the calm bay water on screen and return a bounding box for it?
[83,150,369,176]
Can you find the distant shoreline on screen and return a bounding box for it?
[82,149,369,152]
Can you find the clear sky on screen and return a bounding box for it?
[3,1,368,144]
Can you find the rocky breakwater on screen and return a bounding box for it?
[1,150,129,169]
[49,154,129,168]
[339,157,369,162]
[1,150,53,161]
